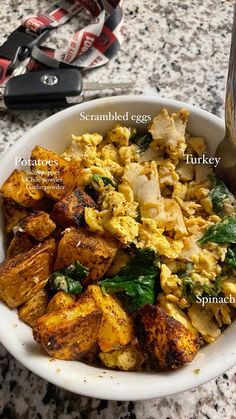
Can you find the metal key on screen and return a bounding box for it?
[0,69,135,110]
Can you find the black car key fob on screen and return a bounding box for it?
[3,69,83,109]
[0,69,135,110]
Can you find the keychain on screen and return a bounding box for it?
[0,0,134,110]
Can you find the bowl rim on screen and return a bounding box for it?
[0,95,232,401]
[0,94,224,168]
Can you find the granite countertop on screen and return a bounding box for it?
[0,0,236,418]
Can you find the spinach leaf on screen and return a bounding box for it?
[49,261,89,294]
[182,277,198,303]
[130,128,153,152]
[178,263,195,302]
[208,175,234,214]
[50,273,82,294]
[92,174,116,188]
[84,174,116,200]
[101,248,160,312]
[182,276,222,302]
[177,262,193,278]
[178,262,222,302]
[135,212,142,223]
[65,261,89,279]
[225,245,236,269]
[205,276,222,296]
[198,216,236,245]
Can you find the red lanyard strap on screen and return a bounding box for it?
[0,0,123,84]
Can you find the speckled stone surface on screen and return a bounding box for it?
[0,0,236,418]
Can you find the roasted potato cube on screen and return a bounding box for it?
[18,288,49,327]
[0,169,44,208]
[7,233,35,259]
[33,294,102,360]
[106,250,131,277]
[134,304,200,370]
[55,228,118,281]
[2,200,29,233]
[84,285,134,352]
[0,238,56,308]
[30,146,78,201]
[50,187,97,228]
[18,211,56,241]
[46,291,76,313]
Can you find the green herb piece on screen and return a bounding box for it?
[182,277,198,303]
[208,175,234,214]
[130,129,153,152]
[85,174,115,199]
[225,245,236,269]
[182,276,222,302]
[92,174,116,188]
[177,262,193,278]
[178,262,222,302]
[65,261,89,279]
[177,263,195,303]
[198,216,236,245]
[199,276,222,297]
[49,261,89,294]
[129,128,138,143]
[50,273,82,294]
[135,212,142,223]
[101,248,160,312]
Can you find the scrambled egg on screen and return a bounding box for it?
[106,125,131,147]
[99,343,144,371]
[105,216,139,245]
[138,218,183,259]
[62,107,236,351]
[187,137,206,156]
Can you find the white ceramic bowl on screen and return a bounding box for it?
[0,95,234,401]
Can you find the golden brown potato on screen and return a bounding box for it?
[6,233,35,259]
[46,291,76,313]
[134,304,200,370]
[30,146,79,201]
[0,169,45,208]
[18,211,56,241]
[106,250,131,277]
[50,187,97,228]
[2,200,29,233]
[33,294,102,360]
[55,227,118,282]
[18,288,49,327]
[84,285,134,352]
[0,238,56,308]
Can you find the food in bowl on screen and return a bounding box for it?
[0,107,235,372]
